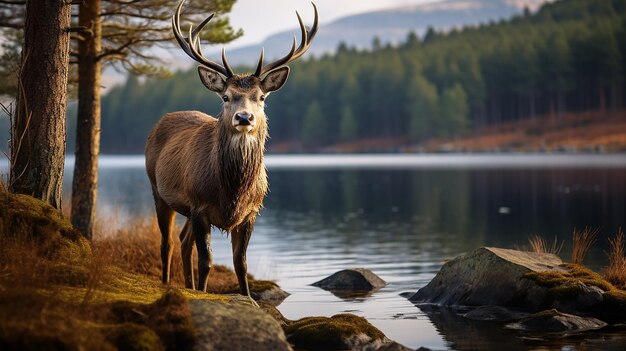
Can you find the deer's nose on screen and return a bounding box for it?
[235,113,254,125]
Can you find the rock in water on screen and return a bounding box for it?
[252,284,290,306]
[409,247,565,309]
[463,305,529,322]
[285,313,389,351]
[312,268,387,291]
[189,299,291,351]
[505,309,607,333]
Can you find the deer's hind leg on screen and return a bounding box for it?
[191,211,212,292]
[153,190,176,284]
[179,219,195,289]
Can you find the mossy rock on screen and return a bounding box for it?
[525,264,626,323]
[285,314,388,351]
[0,191,91,261]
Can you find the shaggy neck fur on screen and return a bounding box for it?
[216,112,267,219]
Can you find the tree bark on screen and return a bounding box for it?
[71,0,101,239]
[9,0,71,210]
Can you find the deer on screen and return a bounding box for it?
[145,0,318,304]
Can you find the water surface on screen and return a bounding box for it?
[50,154,626,349]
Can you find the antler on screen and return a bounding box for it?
[172,0,234,78]
[254,2,319,78]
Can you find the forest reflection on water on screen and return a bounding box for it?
[57,154,626,350]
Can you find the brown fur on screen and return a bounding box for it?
[145,73,274,295]
[158,0,315,298]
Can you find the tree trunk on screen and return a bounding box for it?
[9,0,71,210]
[71,0,101,239]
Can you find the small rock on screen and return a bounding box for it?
[252,285,290,306]
[504,309,607,333]
[189,299,291,351]
[463,306,529,322]
[312,268,387,291]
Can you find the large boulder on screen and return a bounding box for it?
[189,299,291,351]
[408,247,626,325]
[312,268,386,292]
[410,247,565,309]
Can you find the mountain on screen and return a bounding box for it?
[220,0,553,66]
[101,0,552,88]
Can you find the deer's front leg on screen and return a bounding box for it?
[179,219,195,289]
[232,218,255,303]
[191,211,212,292]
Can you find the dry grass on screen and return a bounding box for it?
[92,215,273,294]
[571,227,599,264]
[604,229,626,290]
[527,235,564,255]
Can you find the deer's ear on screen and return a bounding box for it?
[198,66,226,93]
[261,67,290,93]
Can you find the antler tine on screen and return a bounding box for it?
[221,48,235,77]
[255,2,319,77]
[172,1,195,58]
[257,37,297,76]
[254,48,265,77]
[293,11,308,55]
[171,0,232,77]
[292,2,319,61]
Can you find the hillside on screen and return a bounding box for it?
[220,0,553,65]
[278,109,626,153]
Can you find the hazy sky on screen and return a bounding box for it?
[225,0,442,48]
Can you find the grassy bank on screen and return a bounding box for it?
[0,189,274,350]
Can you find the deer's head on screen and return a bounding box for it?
[172,0,318,135]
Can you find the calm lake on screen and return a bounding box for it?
[39,154,626,349]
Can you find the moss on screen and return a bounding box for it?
[524,263,626,323]
[50,266,229,305]
[106,324,163,351]
[284,314,386,351]
[107,290,196,351]
[524,263,616,299]
[0,191,91,262]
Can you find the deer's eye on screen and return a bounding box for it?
[260,95,265,102]
[222,95,229,102]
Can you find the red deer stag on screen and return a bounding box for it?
[145,0,318,302]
